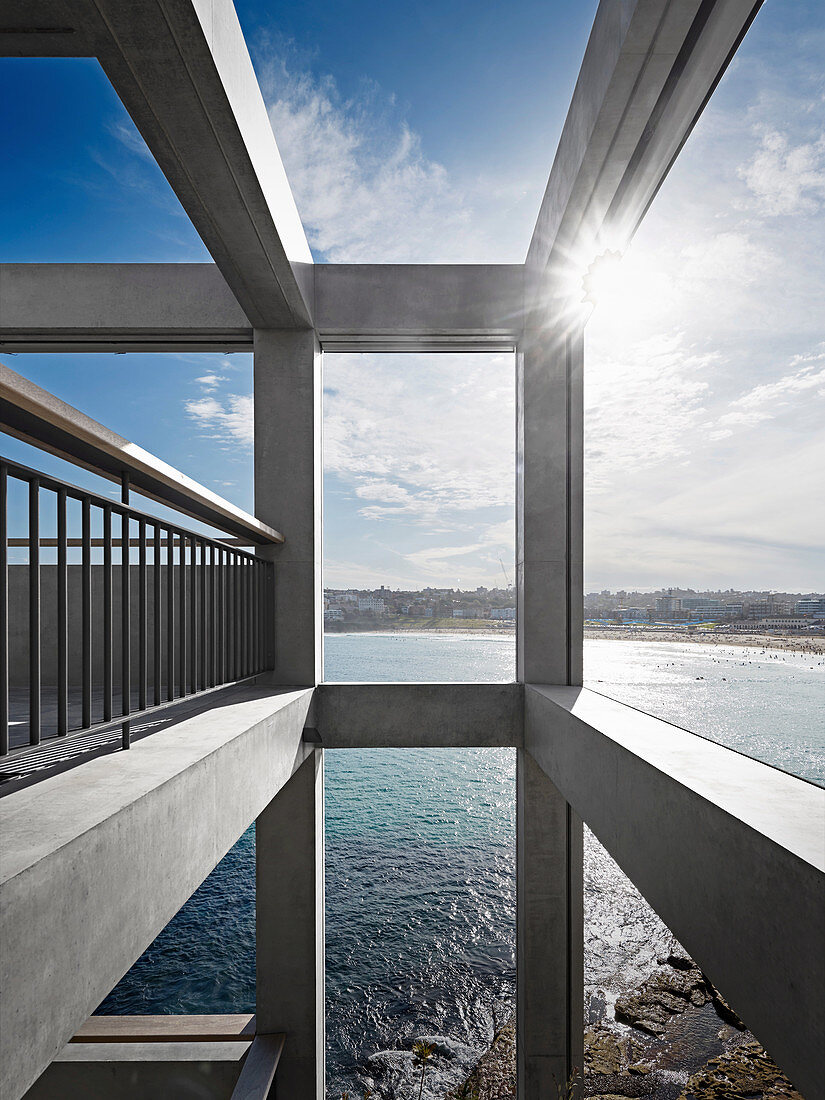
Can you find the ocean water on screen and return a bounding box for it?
[100,633,825,1097]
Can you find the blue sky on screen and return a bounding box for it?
[1,0,823,591]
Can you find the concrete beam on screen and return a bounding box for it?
[0,684,314,1100]
[0,0,313,328]
[315,682,523,748]
[314,264,525,351]
[0,264,252,352]
[0,263,526,351]
[527,0,762,274]
[525,685,825,1100]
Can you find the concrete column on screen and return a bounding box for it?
[517,749,584,1098]
[516,312,583,685]
[254,330,323,1093]
[256,749,324,1099]
[254,328,322,686]
[515,286,585,1098]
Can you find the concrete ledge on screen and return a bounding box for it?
[315,682,523,748]
[24,1041,251,1100]
[525,685,825,1100]
[1,684,314,1100]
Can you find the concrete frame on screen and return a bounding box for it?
[4,2,823,1100]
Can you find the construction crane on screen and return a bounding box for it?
[499,556,511,588]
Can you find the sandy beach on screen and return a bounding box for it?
[583,625,825,656]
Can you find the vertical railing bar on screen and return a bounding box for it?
[219,547,226,685]
[224,548,230,684]
[154,524,162,707]
[56,488,68,736]
[233,552,240,682]
[200,540,207,691]
[245,557,252,677]
[247,557,253,677]
[179,533,187,696]
[28,478,41,746]
[139,518,147,711]
[120,507,131,750]
[81,497,92,728]
[167,528,175,701]
[253,559,259,673]
[240,555,246,678]
[210,544,217,688]
[0,465,8,756]
[228,549,234,683]
[189,536,197,694]
[103,504,113,723]
[258,561,264,673]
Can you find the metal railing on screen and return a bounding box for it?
[0,455,273,758]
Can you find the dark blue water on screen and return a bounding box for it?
[99,634,824,1097]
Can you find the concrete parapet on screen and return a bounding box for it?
[0,684,313,1100]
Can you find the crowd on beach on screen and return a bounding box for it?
[584,625,825,657]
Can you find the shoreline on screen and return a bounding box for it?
[583,626,825,655]
[325,625,824,655]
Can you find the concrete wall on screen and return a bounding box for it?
[525,684,825,1100]
[315,682,523,748]
[0,685,313,1100]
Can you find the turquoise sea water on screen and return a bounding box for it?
[100,633,824,1097]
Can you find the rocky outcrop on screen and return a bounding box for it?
[584,1027,641,1075]
[679,1040,803,1099]
[444,1020,516,1100]
[614,956,712,1036]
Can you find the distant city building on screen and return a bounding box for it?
[748,600,787,619]
[682,598,724,611]
[616,607,647,623]
[795,598,825,616]
[490,607,516,620]
[323,608,344,622]
[358,596,385,614]
[655,596,682,614]
[757,618,808,632]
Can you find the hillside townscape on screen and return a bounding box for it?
[324,585,825,634]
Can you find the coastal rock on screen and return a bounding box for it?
[614,963,711,1036]
[444,1020,516,1100]
[584,1026,639,1075]
[707,987,745,1030]
[679,1040,803,1099]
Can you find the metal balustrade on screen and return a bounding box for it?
[0,455,273,760]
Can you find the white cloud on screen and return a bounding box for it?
[195,373,229,390]
[679,231,771,286]
[263,62,528,263]
[325,352,515,523]
[184,393,254,446]
[714,348,825,430]
[584,332,716,492]
[738,129,825,216]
